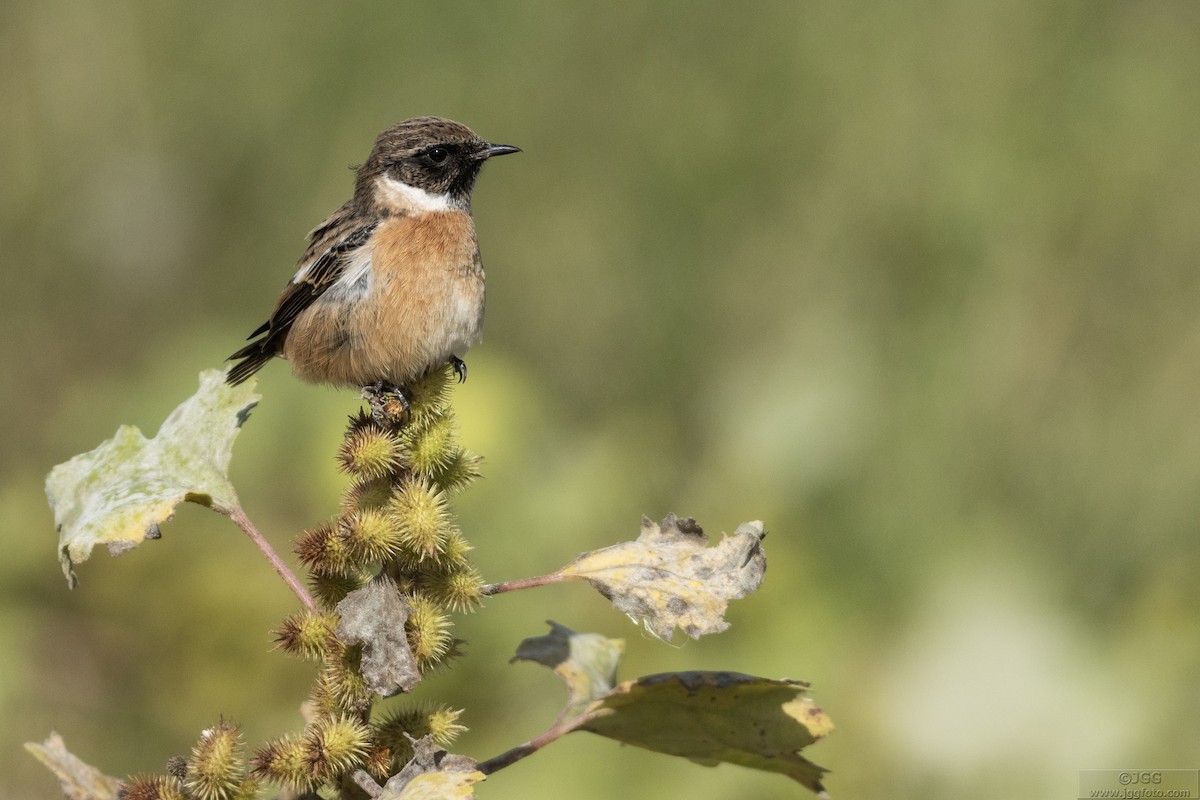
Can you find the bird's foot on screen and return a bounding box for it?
[362,381,410,427]
[449,355,467,383]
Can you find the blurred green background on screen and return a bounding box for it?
[4,1,1199,797]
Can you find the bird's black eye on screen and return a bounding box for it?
[425,147,450,165]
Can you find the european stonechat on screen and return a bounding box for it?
[226,117,519,396]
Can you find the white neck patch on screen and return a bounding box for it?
[375,175,455,213]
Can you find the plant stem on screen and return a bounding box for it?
[225,502,317,613]
[476,710,603,775]
[481,572,566,596]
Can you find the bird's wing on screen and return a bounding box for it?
[225,220,380,386]
[245,222,379,346]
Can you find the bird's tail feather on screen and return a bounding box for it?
[225,340,273,385]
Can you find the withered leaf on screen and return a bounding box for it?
[559,514,766,640]
[378,735,483,799]
[511,621,624,716]
[336,573,421,695]
[25,732,123,800]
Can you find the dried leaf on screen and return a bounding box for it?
[378,736,483,799]
[512,621,624,715]
[581,671,832,796]
[336,573,421,695]
[25,732,122,800]
[559,514,766,640]
[45,369,259,587]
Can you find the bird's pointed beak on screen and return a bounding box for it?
[478,143,521,160]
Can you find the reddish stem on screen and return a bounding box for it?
[481,572,567,596]
[476,710,603,775]
[225,502,317,613]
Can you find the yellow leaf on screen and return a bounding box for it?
[511,621,624,715]
[559,514,766,639]
[379,736,483,799]
[380,770,484,799]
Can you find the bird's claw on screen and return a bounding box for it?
[449,356,467,383]
[362,381,410,426]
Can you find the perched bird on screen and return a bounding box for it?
[226,117,519,400]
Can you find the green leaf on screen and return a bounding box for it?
[559,514,767,640]
[45,369,259,587]
[509,625,832,794]
[25,732,123,800]
[511,621,624,715]
[581,671,833,796]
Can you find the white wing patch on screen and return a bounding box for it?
[289,238,374,289]
[332,243,374,292]
[291,257,316,284]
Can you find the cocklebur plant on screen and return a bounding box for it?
[36,367,834,799]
